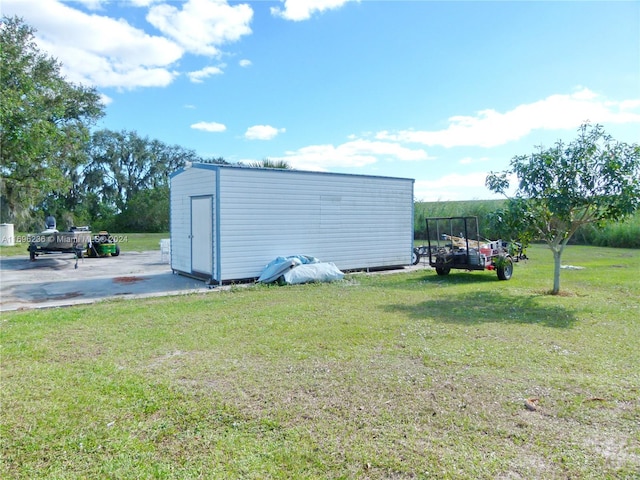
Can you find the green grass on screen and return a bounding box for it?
[114,232,168,252]
[1,245,639,478]
[0,232,167,257]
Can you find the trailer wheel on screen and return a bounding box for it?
[412,248,420,265]
[435,267,450,276]
[497,257,513,280]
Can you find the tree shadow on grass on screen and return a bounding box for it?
[372,269,502,291]
[384,290,577,329]
[420,271,502,285]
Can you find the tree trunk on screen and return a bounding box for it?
[552,247,562,295]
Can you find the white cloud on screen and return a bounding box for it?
[414,171,519,202]
[239,59,252,67]
[245,125,285,140]
[99,93,113,106]
[72,0,105,10]
[271,139,430,171]
[129,0,162,6]
[147,0,253,56]
[414,172,496,202]
[619,99,640,111]
[2,0,254,89]
[377,88,640,148]
[271,0,357,21]
[187,65,224,83]
[191,121,227,132]
[2,0,183,89]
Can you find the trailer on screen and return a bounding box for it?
[170,164,414,284]
[412,244,434,265]
[28,226,91,269]
[425,216,514,280]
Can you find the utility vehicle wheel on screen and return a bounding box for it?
[435,267,450,276]
[497,256,513,280]
[112,245,120,257]
[29,244,36,261]
[412,248,420,265]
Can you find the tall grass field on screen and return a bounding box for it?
[414,200,640,248]
[1,244,639,479]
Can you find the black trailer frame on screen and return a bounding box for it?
[425,216,513,280]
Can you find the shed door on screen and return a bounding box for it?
[191,196,213,275]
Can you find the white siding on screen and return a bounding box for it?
[217,168,413,281]
[170,165,414,283]
[169,167,216,274]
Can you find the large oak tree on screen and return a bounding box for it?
[0,16,104,228]
[84,129,203,213]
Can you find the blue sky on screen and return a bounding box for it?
[4,0,639,200]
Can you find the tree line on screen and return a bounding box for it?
[43,129,229,233]
[0,16,233,232]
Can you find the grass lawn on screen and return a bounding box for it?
[0,232,167,257]
[1,244,639,479]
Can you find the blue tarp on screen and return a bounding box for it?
[257,255,344,284]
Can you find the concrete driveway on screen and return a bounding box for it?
[1,250,425,312]
[0,251,212,312]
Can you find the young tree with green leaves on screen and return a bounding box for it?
[486,123,640,295]
[0,16,104,228]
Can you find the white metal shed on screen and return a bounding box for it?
[169,164,414,284]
